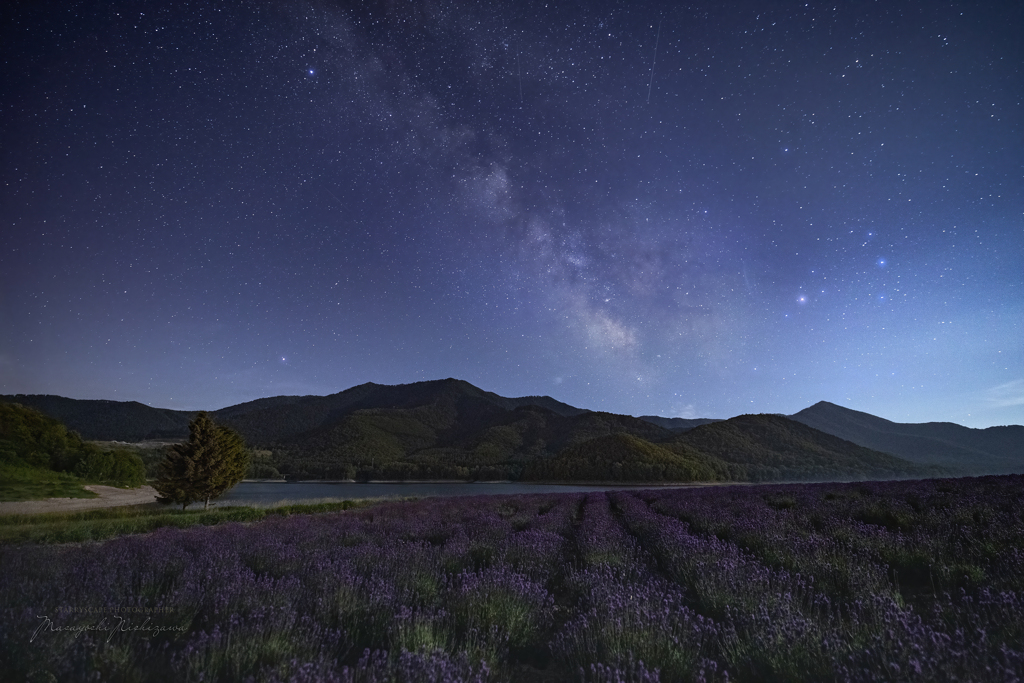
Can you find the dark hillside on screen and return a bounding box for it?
[1,381,588,450]
[211,383,397,445]
[521,432,727,482]
[210,395,310,419]
[212,379,589,446]
[5,385,975,483]
[792,401,1024,474]
[0,402,147,495]
[0,395,192,441]
[270,392,676,480]
[482,392,587,417]
[672,413,936,481]
[638,415,721,432]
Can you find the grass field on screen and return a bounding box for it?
[0,464,99,502]
[0,498,371,545]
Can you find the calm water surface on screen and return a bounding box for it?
[201,481,677,508]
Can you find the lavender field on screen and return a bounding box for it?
[2,476,1023,682]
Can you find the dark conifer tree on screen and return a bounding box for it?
[154,412,250,510]
[216,423,249,492]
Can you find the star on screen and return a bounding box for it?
[1,0,1018,428]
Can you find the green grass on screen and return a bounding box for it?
[0,498,378,545]
[0,464,99,502]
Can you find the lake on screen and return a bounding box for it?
[196,481,693,508]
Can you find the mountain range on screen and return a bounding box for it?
[3,380,1021,481]
[791,401,1024,475]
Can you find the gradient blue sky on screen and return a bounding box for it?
[2,0,1021,427]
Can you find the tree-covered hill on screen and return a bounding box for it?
[265,399,931,483]
[1,380,586,447]
[520,432,728,482]
[670,413,940,481]
[0,402,146,499]
[0,394,193,441]
[266,385,675,481]
[4,383,967,483]
[791,401,1024,474]
[637,415,722,432]
[211,378,588,446]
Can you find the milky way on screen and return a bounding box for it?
[2,0,1021,427]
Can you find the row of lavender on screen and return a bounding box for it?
[2,475,1022,681]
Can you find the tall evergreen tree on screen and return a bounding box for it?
[216,423,249,492]
[154,412,250,510]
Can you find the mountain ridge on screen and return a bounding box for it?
[790,401,1024,474]
[0,379,589,443]
[4,385,1021,481]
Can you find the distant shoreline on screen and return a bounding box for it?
[241,479,748,487]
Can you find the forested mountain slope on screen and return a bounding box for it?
[791,401,1024,474]
[0,394,193,441]
[3,385,956,482]
[668,414,940,482]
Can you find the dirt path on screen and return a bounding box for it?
[0,485,158,515]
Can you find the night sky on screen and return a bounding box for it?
[2,1,1021,428]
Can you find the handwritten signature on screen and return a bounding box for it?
[32,615,188,643]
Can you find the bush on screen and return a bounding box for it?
[71,445,146,487]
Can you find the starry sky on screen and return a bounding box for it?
[2,0,1021,428]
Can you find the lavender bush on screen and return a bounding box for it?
[2,476,1022,681]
